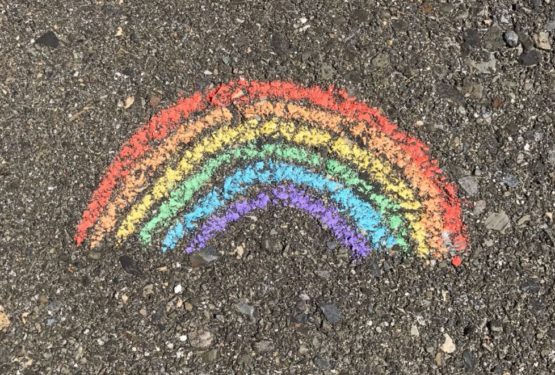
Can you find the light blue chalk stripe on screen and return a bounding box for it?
[162,160,397,252]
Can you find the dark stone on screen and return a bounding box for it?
[320,303,342,324]
[482,25,505,50]
[293,300,310,323]
[119,255,141,275]
[519,49,541,66]
[463,324,475,336]
[36,31,60,48]
[314,356,332,370]
[369,258,381,278]
[520,279,541,294]
[463,349,476,371]
[292,311,309,324]
[519,33,535,50]
[202,349,218,363]
[437,83,464,103]
[463,29,481,49]
[353,8,370,23]
[271,33,290,56]
[121,67,134,77]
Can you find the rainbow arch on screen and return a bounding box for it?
[75,79,467,259]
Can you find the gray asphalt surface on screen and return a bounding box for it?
[1,0,555,374]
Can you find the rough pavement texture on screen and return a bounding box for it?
[1,0,555,374]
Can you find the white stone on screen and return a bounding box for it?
[440,333,456,353]
[410,324,420,337]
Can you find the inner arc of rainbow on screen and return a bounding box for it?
[138,141,408,249]
[184,184,372,256]
[160,160,396,254]
[76,79,467,257]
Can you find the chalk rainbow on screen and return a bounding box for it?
[75,79,467,259]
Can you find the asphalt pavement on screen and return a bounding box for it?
[1,1,554,373]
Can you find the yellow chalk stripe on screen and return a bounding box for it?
[117,119,427,253]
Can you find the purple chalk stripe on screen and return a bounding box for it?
[184,184,372,256]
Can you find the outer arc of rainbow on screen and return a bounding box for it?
[184,184,372,256]
[138,141,408,250]
[160,160,397,254]
[115,119,426,254]
[76,79,467,257]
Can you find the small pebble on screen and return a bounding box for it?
[473,200,487,216]
[35,31,60,48]
[190,330,213,348]
[320,303,342,324]
[88,251,102,260]
[189,246,220,267]
[501,175,519,188]
[440,333,456,353]
[142,284,155,298]
[326,240,339,251]
[534,32,552,50]
[234,302,255,319]
[174,284,183,294]
[519,49,541,66]
[458,176,479,196]
[520,279,540,294]
[547,149,555,165]
[488,320,503,333]
[319,63,335,80]
[313,355,332,370]
[149,95,161,108]
[122,96,134,109]
[0,306,10,331]
[484,211,510,231]
[119,255,141,275]
[410,324,420,337]
[371,53,390,69]
[503,31,519,47]
[463,349,476,371]
[435,351,444,367]
[201,349,218,363]
[253,340,274,353]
